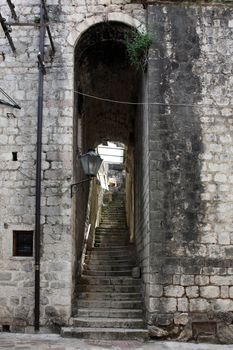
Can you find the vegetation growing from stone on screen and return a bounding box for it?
[125,29,152,71]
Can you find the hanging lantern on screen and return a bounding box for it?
[80,149,103,177]
[71,149,103,197]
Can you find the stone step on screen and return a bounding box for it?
[101,215,125,218]
[101,217,125,220]
[95,232,128,236]
[101,219,126,222]
[102,211,125,213]
[91,246,133,251]
[86,256,134,262]
[98,227,127,230]
[95,229,128,238]
[61,327,148,340]
[94,239,128,242]
[78,292,141,300]
[80,276,140,285]
[95,234,128,238]
[87,255,133,261]
[72,317,145,328]
[76,308,143,318]
[86,256,135,263]
[90,253,134,258]
[95,238,128,242]
[83,270,132,277]
[78,284,141,293]
[71,194,146,341]
[85,264,134,271]
[86,255,134,262]
[100,221,126,224]
[101,218,125,220]
[77,300,142,309]
[86,265,135,271]
[94,243,128,246]
[89,252,133,257]
[94,237,128,242]
[95,228,128,232]
[94,241,129,246]
[94,243,129,248]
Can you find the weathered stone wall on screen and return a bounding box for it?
[1,0,233,342]
[0,0,144,328]
[147,3,233,342]
[135,73,151,317]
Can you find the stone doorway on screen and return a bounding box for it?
[71,21,149,334]
[72,20,142,282]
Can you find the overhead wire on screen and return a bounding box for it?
[74,90,233,109]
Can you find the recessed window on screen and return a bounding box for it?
[12,152,17,161]
[2,325,10,332]
[13,231,33,257]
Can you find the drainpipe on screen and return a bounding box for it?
[34,2,45,332]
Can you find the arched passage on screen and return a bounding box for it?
[74,21,141,149]
[72,20,149,323]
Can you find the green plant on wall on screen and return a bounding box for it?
[125,28,153,71]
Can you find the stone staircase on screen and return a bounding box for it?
[61,192,148,340]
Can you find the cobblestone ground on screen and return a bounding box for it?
[0,334,232,350]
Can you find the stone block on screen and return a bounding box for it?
[0,273,11,281]
[218,324,233,344]
[148,325,168,338]
[210,276,233,286]
[212,299,233,312]
[221,286,229,299]
[180,275,194,286]
[177,298,189,312]
[229,287,233,298]
[190,298,210,312]
[174,313,189,325]
[200,286,220,299]
[159,298,177,313]
[186,286,199,298]
[156,314,174,326]
[148,298,160,312]
[150,284,163,297]
[164,285,184,297]
[195,275,209,286]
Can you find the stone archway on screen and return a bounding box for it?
[71,19,147,320]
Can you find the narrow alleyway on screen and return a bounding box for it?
[62,192,147,339]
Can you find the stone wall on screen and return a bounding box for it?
[0,0,144,329]
[147,3,233,342]
[135,73,151,318]
[1,0,233,342]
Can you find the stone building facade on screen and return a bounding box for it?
[0,0,233,343]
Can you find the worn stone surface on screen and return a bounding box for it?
[0,0,144,328]
[0,333,233,350]
[146,3,233,340]
[0,0,233,343]
[218,325,233,344]
[148,326,168,338]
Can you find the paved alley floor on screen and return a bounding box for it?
[0,333,232,350]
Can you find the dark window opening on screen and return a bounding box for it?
[12,152,17,161]
[13,231,33,257]
[2,325,10,332]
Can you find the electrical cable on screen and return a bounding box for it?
[74,90,233,109]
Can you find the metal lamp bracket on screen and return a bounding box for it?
[71,178,92,198]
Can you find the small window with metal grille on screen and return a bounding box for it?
[13,231,33,257]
